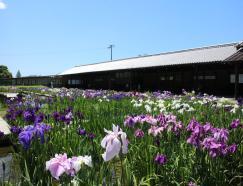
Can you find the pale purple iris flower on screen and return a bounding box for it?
[101,124,128,161]
[46,153,92,180]
[69,155,92,175]
[148,126,165,137]
[46,153,71,180]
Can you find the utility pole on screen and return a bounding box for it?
[108,44,115,61]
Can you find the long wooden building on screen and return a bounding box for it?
[59,42,243,97]
[1,42,242,97]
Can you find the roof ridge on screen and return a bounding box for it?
[73,41,240,68]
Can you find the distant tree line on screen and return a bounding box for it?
[0,65,12,78]
[16,70,21,78]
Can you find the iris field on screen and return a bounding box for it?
[1,87,243,185]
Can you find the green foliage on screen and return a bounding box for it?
[2,89,243,185]
[16,70,21,78]
[0,65,12,78]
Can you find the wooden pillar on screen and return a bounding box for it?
[193,65,198,92]
[108,73,111,90]
[234,62,239,99]
[129,70,132,91]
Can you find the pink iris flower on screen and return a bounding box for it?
[148,126,165,136]
[46,153,92,180]
[101,124,128,161]
[46,153,71,180]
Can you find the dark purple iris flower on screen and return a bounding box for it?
[23,110,35,123]
[0,131,4,138]
[88,133,95,140]
[10,126,23,135]
[5,112,16,122]
[15,110,23,117]
[52,111,60,122]
[154,154,167,165]
[124,116,136,127]
[65,106,73,113]
[77,128,86,136]
[237,97,243,106]
[230,119,242,129]
[64,112,73,124]
[35,113,45,123]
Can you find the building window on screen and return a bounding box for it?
[160,76,165,81]
[116,72,131,79]
[76,80,80,84]
[205,75,216,80]
[198,76,203,80]
[69,79,81,85]
[230,74,243,83]
[71,80,75,85]
[169,76,174,80]
[95,78,103,82]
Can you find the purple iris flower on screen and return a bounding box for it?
[60,111,73,124]
[187,119,238,158]
[213,128,229,143]
[23,110,35,123]
[188,181,197,186]
[18,129,34,149]
[237,97,243,106]
[0,131,4,138]
[203,122,213,133]
[124,116,136,127]
[226,144,237,154]
[77,128,86,136]
[154,154,167,165]
[15,110,23,117]
[88,133,95,140]
[134,129,144,138]
[230,119,242,129]
[5,112,16,122]
[35,113,45,123]
[18,123,51,150]
[34,123,51,143]
[65,106,73,113]
[10,126,23,135]
[52,111,60,122]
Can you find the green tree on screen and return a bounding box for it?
[0,65,13,78]
[16,70,21,78]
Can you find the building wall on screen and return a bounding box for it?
[0,76,63,87]
[63,62,243,96]
[1,62,242,96]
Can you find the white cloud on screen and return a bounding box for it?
[0,1,7,10]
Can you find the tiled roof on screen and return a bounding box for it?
[60,42,241,75]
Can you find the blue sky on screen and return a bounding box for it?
[0,0,243,77]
